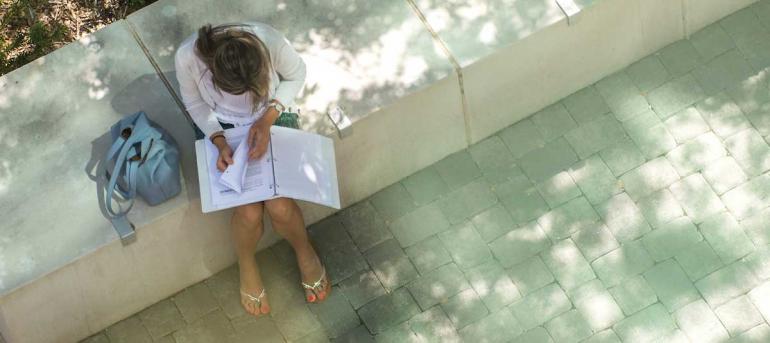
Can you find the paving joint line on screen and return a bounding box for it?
[124,18,196,129]
[405,0,473,147]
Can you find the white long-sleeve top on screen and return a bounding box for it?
[174,22,306,138]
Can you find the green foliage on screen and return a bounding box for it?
[28,20,68,53]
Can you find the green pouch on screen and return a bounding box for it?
[274,111,300,129]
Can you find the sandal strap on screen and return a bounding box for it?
[240,288,266,306]
[301,266,327,291]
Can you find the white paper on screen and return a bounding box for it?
[218,135,249,193]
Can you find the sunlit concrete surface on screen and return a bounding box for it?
[78,1,770,342]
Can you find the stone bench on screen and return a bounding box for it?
[0,0,759,342]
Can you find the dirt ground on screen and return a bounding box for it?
[1,0,157,75]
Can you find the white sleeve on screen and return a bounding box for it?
[174,45,223,138]
[271,33,306,107]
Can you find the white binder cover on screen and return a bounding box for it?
[195,125,341,213]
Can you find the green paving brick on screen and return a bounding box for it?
[401,166,450,206]
[407,263,470,310]
[570,279,624,331]
[370,183,417,222]
[690,22,736,61]
[464,260,521,312]
[512,327,554,343]
[507,256,555,295]
[510,283,572,329]
[595,71,651,121]
[696,262,759,307]
[700,212,756,264]
[674,299,729,343]
[537,196,599,240]
[404,236,452,275]
[726,70,770,115]
[720,7,769,46]
[666,132,726,175]
[648,74,707,119]
[663,107,711,143]
[389,203,450,248]
[434,150,482,190]
[624,111,679,158]
[658,40,703,76]
[728,323,770,343]
[626,55,671,93]
[471,204,515,243]
[535,171,582,208]
[749,281,770,324]
[340,201,393,252]
[495,175,550,224]
[652,329,690,343]
[498,119,547,159]
[642,259,700,312]
[642,216,703,262]
[518,138,579,183]
[544,310,593,343]
[438,179,498,225]
[441,288,490,329]
[597,192,651,242]
[571,223,620,262]
[702,156,748,194]
[693,49,756,95]
[739,33,770,71]
[563,86,611,123]
[541,239,596,290]
[469,135,522,185]
[439,221,493,269]
[582,330,621,343]
[272,304,324,341]
[489,221,551,268]
[683,185,729,232]
[722,174,770,220]
[358,288,421,334]
[744,208,770,246]
[307,287,360,338]
[619,157,680,200]
[674,240,724,281]
[612,303,676,343]
[407,306,461,342]
[746,108,770,138]
[592,240,655,287]
[609,275,658,315]
[716,295,765,337]
[531,103,578,142]
[695,92,752,139]
[365,240,419,292]
[725,128,770,175]
[564,114,627,159]
[637,189,685,228]
[744,246,770,280]
[374,321,418,343]
[458,308,523,343]
[599,138,646,176]
[569,155,621,205]
[338,270,387,309]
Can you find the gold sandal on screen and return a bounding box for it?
[240,288,267,314]
[301,266,330,303]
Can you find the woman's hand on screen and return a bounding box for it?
[214,138,234,172]
[247,119,272,161]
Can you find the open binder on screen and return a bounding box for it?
[195,125,341,212]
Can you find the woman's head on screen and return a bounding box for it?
[195,24,271,110]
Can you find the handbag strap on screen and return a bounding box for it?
[103,123,158,218]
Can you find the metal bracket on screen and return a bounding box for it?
[556,0,582,26]
[327,105,353,139]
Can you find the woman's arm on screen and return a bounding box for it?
[174,43,224,138]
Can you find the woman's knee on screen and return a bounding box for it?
[265,198,296,224]
[233,203,264,229]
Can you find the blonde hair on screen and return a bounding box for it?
[195,24,272,112]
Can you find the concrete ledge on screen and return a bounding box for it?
[0,0,762,342]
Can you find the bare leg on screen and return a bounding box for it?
[232,202,271,316]
[264,198,329,302]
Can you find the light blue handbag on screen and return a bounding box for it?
[102,111,182,242]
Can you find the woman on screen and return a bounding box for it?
[174,22,329,317]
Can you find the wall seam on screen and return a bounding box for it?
[405,0,473,146]
[124,19,196,128]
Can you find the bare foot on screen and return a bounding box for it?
[297,248,330,303]
[238,259,271,316]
